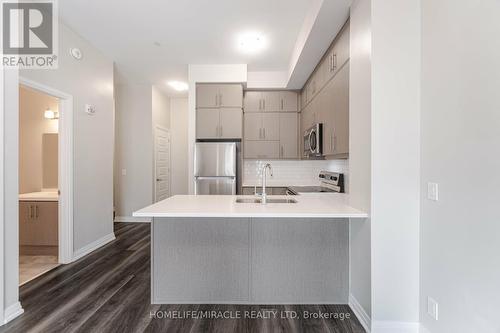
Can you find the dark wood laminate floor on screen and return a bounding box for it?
[2,223,366,333]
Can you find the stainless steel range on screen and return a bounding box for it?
[287,171,344,195]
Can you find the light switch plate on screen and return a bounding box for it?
[427,182,439,201]
[427,297,439,320]
[85,104,96,115]
[121,169,127,176]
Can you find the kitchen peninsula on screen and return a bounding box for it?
[134,194,367,304]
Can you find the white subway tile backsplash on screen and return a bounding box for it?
[243,159,349,189]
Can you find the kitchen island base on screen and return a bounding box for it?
[152,217,348,304]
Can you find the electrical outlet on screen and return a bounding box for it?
[427,297,439,320]
[427,182,439,201]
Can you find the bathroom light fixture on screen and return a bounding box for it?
[238,32,267,54]
[44,108,59,119]
[167,81,188,92]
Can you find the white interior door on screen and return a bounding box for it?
[155,127,171,202]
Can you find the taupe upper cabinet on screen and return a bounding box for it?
[197,84,243,108]
[300,19,350,159]
[197,107,242,139]
[279,113,298,159]
[280,91,299,112]
[244,91,298,112]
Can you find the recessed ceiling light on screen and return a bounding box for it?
[238,32,267,54]
[167,81,188,92]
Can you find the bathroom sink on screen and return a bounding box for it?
[235,198,297,204]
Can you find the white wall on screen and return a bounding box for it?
[19,23,115,251]
[152,86,170,129]
[3,68,20,321]
[371,0,421,329]
[420,0,500,332]
[114,84,171,218]
[170,98,189,195]
[187,64,247,194]
[348,0,372,324]
[114,84,153,218]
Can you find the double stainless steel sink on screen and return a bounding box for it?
[235,198,297,204]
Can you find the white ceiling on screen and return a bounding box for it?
[60,0,315,95]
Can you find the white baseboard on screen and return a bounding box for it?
[72,232,116,261]
[349,294,371,332]
[4,302,24,324]
[372,321,422,333]
[114,216,151,223]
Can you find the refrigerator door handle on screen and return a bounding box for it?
[195,176,235,180]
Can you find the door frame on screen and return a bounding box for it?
[19,77,74,264]
[154,125,171,202]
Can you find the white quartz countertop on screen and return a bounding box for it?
[19,191,59,202]
[242,181,317,188]
[133,194,368,219]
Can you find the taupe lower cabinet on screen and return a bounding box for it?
[196,84,243,139]
[19,201,58,246]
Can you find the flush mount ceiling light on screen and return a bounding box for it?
[44,108,59,120]
[238,32,268,54]
[167,81,188,92]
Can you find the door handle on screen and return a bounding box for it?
[156,178,163,182]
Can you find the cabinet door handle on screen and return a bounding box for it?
[263,128,266,139]
[281,145,284,158]
[259,99,262,110]
[29,205,33,219]
[331,131,335,152]
[281,99,284,110]
[333,54,337,71]
[219,94,222,106]
[35,205,39,219]
[220,126,223,137]
[263,99,265,110]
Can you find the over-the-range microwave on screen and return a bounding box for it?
[303,123,323,158]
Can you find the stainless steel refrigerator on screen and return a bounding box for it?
[194,141,241,195]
